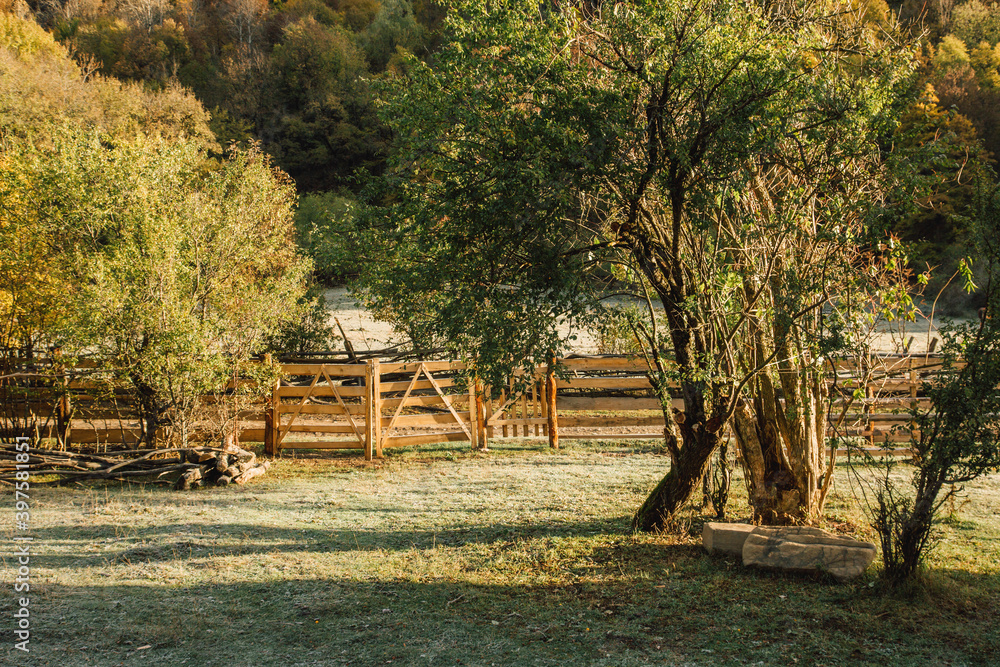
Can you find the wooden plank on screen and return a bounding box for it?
[283,423,359,433]
[558,356,650,371]
[59,429,143,444]
[554,377,654,390]
[380,361,467,374]
[280,364,367,376]
[521,394,531,437]
[276,403,365,415]
[532,380,541,436]
[558,415,666,428]
[238,428,266,442]
[546,359,558,449]
[370,359,381,459]
[277,385,369,398]
[379,378,459,393]
[475,380,487,449]
[498,433,666,441]
[486,392,495,439]
[380,395,469,410]
[279,440,364,450]
[378,413,468,427]
[469,378,478,450]
[556,397,669,411]
[382,431,472,448]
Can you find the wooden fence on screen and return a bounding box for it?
[2,354,954,456]
[267,354,952,458]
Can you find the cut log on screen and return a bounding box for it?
[233,460,271,485]
[175,467,204,491]
[233,449,256,466]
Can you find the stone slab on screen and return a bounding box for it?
[742,526,876,582]
[703,522,757,556]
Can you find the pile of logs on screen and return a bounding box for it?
[0,442,270,489]
[175,446,270,490]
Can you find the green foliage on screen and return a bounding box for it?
[951,0,1000,47]
[867,177,1000,582]
[294,191,360,281]
[263,286,341,355]
[0,13,215,150]
[267,17,386,191]
[279,0,342,27]
[893,84,987,273]
[970,40,1000,89]
[0,9,68,60]
[590,308,646,356]
[359,0,425,71]
[933,34,971,70]
[0,128,311,443]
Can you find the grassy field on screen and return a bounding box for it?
[2,440,998,666]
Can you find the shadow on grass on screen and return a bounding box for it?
[4,561,999,667]
[31,515,639,567]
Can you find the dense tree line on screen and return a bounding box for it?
[890,0,1000,303]
[8,0,443,193]
[0,13,315,445]
[3,1,999,293]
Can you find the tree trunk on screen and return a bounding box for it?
[632,422,723,532]
[733,369,831,523]
[733,401,799,523]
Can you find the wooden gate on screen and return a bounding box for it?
[265,360,482,458]
[265,363,377,458]
[375,361,481,454]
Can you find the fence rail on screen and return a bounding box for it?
[2,354,956,456]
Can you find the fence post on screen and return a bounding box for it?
[546,354,559,450]
[264,353,280,457]
[468,375,479,450]
[53,347,72,449]
[474,378,487,451]
[365,360,377,461]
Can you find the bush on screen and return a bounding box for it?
[866,183,1000,582]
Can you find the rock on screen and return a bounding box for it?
[742,526,876,582]
[703,522,757,556]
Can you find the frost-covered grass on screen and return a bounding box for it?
[2,440,998,666]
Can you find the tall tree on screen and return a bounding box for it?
[1,129,311,445]
[357,0,917,529]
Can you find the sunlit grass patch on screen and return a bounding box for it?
[2,443,997,666]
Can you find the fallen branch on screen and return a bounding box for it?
[0,443,270,489]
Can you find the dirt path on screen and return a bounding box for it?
[325,287,963,355]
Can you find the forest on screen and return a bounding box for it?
[1,0,997,292]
